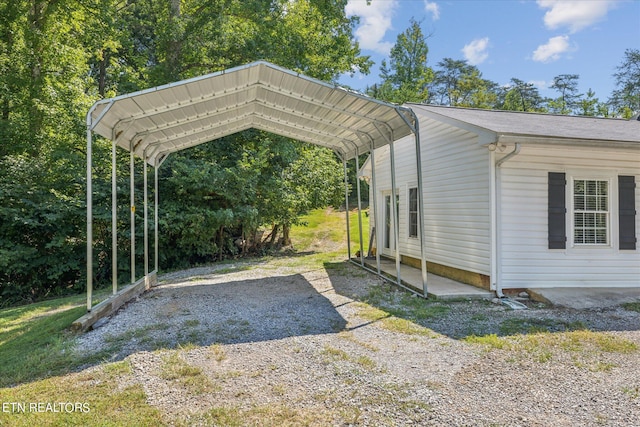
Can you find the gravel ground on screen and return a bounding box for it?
[76,258,640,426]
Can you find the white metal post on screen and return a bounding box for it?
[112,139,117,295]
[412,115,428,295]
[143,153,149,289]
[342,155,351,259]
[86,126,93,311]
[355,147,364,265]
[369,142,381,275]
[389,140,402,286]
[130,147,135,284]
[154,159,159,273]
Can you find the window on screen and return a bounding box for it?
[408,187,418,238]
[573,179,609,245]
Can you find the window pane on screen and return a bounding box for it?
[573,179,608,245]
[408,187,418,238]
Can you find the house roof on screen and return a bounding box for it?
[410,104,640,146]
[87,61,415,164]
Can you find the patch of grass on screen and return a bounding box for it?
[622,386,640,399]
[338,331,379,352]
[355,302,436,337]
[160,351,214,395]
[622,302,640,313]
[102,360,133,377]
[465,329,637,370]
[181,404,334,427]
[499,318,586,335]
[0,292,117,388]
[321,345,350,361]
[464,334,511,350]
[104,322,172,350]
[354,355,377,370]
[209,343,227,362]
[0,368,164,426]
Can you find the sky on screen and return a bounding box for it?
[339,0,640,101]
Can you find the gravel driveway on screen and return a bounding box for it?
[77,258,640,426]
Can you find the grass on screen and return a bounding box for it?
[0,292,116,388]
[355,302,438,337]
[159,351,214,394]
[464,329,638,368]
[622,302,640,313]
[0,363,164,426]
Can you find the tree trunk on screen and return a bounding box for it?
[281,223,291,246]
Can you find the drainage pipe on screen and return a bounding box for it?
[490,142,521,298]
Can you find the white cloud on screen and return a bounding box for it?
[462,37,490,65]
[537,0,617,33]
[345,0,398,54]
[532,35,571,62]
[424,1,440,20]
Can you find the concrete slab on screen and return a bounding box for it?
[360,257,494,300]
[528,287,640,310]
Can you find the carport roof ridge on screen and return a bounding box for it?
[87,61,415,164]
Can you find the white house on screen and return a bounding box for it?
[362,105,640,294]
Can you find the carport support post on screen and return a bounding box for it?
[86,125,93,311]
[342,155,351,259]
[389,140,402,286]
[355,148,364,266]
[130,146,135,284]
[369,142,381,275]
[154,159,159,272]
[398,108,428,296]
[111,138,117,295]
[143,153,149,288]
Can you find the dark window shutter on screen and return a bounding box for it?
[548,172,566,249]
[619,175,637,250]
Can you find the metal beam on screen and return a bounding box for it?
[397,108,428,296]
[341,154,351,260]
[389,139,402,287]
[86,121,93,312]
[354,146,364,266]
[369,142,381,275]
[143,149,149,289]
[130,143,136,284]
[112,137,118,295]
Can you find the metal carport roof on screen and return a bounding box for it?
[87,61,415,163]
[83,61,426,325]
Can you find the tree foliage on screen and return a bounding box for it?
[370,18,434,104]
[0,0,366,305]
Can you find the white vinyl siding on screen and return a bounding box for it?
[371,117,491,276]
[499,145,640,288]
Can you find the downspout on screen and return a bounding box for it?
[491,142,521,297]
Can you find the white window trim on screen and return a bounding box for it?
[567,171,618,252]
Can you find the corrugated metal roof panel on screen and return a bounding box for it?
[89,61,414,164]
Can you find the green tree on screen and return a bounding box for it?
[576,88,599,116]
[609,48,640,118]
[548,74,581,114]
[498,78,547,112]
[0,0,370,304]
[429,58,498,108]
[371,18,434,104]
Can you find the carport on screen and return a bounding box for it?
[84,61,428,320]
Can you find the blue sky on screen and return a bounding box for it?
[339,0,640,101]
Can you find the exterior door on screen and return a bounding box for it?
[383,193,399,255]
